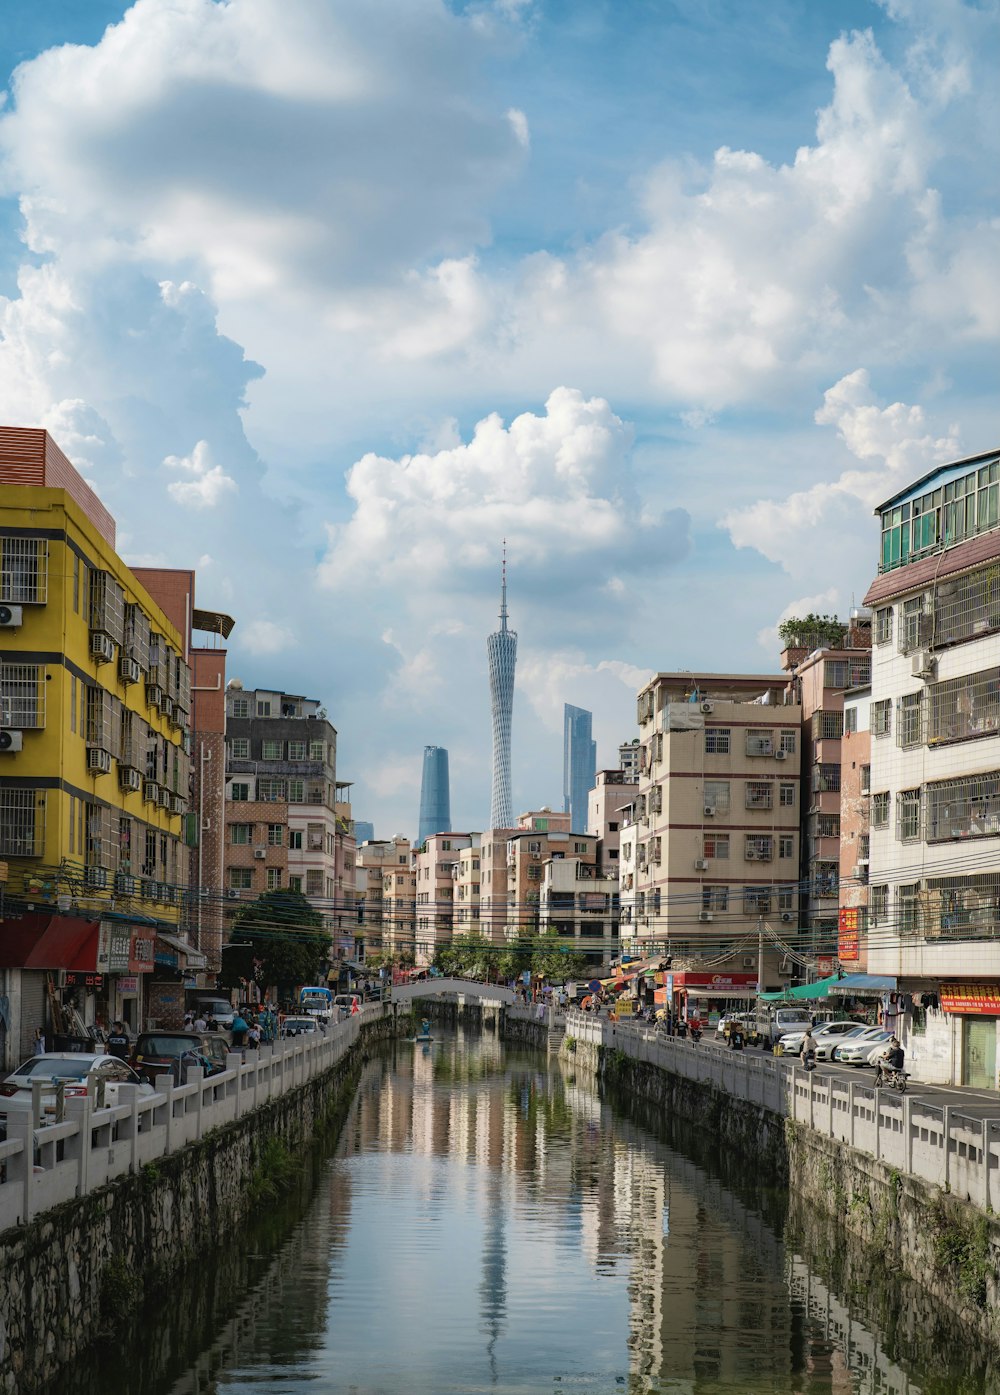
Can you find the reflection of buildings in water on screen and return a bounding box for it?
[479,1168,508,1381]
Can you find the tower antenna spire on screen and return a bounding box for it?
[500,539,508,632]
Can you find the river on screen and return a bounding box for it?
[57,1029,995,1395]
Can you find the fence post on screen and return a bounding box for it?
[943,1107,953,1190]
[904,1095,914,1176]
[65,1095,91,1198]
[848,1081,855,1149]
[984,1119,993,1213]
[227,1051,244,1117]
[7,1115,32,1224]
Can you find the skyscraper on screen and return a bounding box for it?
[563,704,597,833]
[417,745,451,845]
[487,549,517,829]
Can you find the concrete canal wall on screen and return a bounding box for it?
[0,1009,400,1395]
[555,1013,1000,1348]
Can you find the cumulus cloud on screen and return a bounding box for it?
[240,619,295,656]
[164,440,238,508]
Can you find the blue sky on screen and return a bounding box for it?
[0,0,997,838]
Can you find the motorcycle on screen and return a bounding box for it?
[689,1025,702,1044]
[802,1048,817,1072]
[874,1061,908,1092]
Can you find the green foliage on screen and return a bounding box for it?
[434,930,588,983]
[778,613,848,650]
[247,1137,300,1206]
[99,1257,141,1329]
[222,889,331,995]
[931,1203,993,1309]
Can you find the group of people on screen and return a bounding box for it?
[183,1004,279,1048]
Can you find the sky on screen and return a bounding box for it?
[0,0,997,840]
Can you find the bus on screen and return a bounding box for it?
[299,986,333,1022]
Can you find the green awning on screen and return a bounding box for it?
[760,973,843,1002]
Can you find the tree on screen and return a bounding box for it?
[223,889,332,998]
[530,931,589,982]
[778,613,847,651]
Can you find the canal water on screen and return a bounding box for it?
[61,1030,995,1395]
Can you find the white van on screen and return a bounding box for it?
[194,998,235,1029]
[332,993,360,1020]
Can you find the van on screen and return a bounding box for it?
[332,993,360,1019]
[757,1006,813,1044]
[194,998,235,1029]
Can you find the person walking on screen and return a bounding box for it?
[33,1027,46,1055]
[107,1021,130,1061]
[231,1009,249,1049]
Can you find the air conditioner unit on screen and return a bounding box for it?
[119,655,140,685]
[698,911,713,923]
[90,631,114,663]
[774,749,788,761]
[141,879,157,900]
[146,684,163,709]
[703,804,715,817]
[700,701,714,714]
[694,858,708,871]
[226,888,240,900]
[157,786,171,809]
[742,956,755,968]
[87,747,112,774]
[746,849,758,861]
[114,871,137,895]
[143,780,159,803]
[161,697,174,721]
[0,729,23,753]
[912,652,937,681]
[780,912,794,923]
[778,956,793,974]
[170,795,184,815]
[0,604,23,628]
[119,767,142,792]
[84,865,108,890]
[253,847,267,860]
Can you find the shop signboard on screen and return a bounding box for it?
[838,908,861,962]
[940,983,1000,1015]
[665,973,674,1006]
[673,972,757,989]
[97,922,155,975]
[118,976,139,994]
[64,972,104,990]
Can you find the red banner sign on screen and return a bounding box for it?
[838,908,860,962]
[940,983,1000,1016]
[671,972,758,989]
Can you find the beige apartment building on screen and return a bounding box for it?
[356,836,411,956]
[479,827,515,945]
[588,769,635,874]
[631,673,803,985]
[505,810,595,942]
[381,840,417,961]
[838,685,871,970]
[539,856,617,964]
[454,844,482,931]
[413,832,475,962]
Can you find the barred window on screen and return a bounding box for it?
[813,862,838,896]
[0,537,47,604]
[745,729,774,757]
[897,692,924,748]
[0,663,45,727]
[702,885,728,910]
[875,606,893,645]
[745,781,773,810]
[897,789,922,841]
[813,765,841,793]
[870,884,888,923]
[705,728,730,754]
[229,867,252,890]
[704,834,729,859]
[926,771,1000,842]
[861,765,871,794]
[898,883,921,936]
[929,873,1000,939]
[898,594,932,654]
[745,835,773,861]
[928,666,1000,746]
[933,564,1000,649]
[0,788,43,856]
[813,710,844,740]
[704,780,730,814]
[744,887,771,915]
[257,778,287,802]
[872,700,892,737]
[871,792,890,828]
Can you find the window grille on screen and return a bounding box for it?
[176,660,191,717]
[824,660,847,688]
[0,664,45,727]
[705,728,730,754]
[812,862,839,896]
[86,686,120,755]
[812,813,839,838]
[703,834,729,859]
[744,887,771,915]
[745,835,773,861]
[0,537,47,604]
[745,781,772,810]
[875,606,893,645]
[896,692,924,748]
[813,710,844,740]
[871,792,890,828]
[746,730,774,757]
[859,834,870,860]
[704,780,730,813]
[651,836,662,863]
[86,803,116,871]
[652,733,663,763]
[932,564,1000,649]
[307,781,325,804]
[870,884,888,923]
[122,604,150,670]
[872,700,891,737]
[928,666,1000,745]
[258,778,288,802]
[926,771,1000,842]
[861,765,871,794]
[926,873,1000,940]
[898,594,933,654]
[897,788,922,841]
[88,571,124,644]
[898,882,921,936]
[849,657,871,686]
[649,785,663,814]
[813,765,841,793]
[0,788,44,855]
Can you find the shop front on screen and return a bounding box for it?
[660,971,759,1026]
[96,919,156,1033]
[940,983,1000,1089]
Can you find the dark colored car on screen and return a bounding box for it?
[131,1031,230,1085]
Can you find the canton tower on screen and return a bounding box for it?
[487,547,517,829]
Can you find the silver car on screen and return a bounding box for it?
[831,1028,892,1065]
[0,1053,152,1118]
[778,1020,864,1056]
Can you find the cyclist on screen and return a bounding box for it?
[885,1036,904,1071]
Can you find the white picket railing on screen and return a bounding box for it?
[0,1003,384,1233]
[563,1010,1000,1212]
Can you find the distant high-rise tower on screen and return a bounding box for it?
[563,704,597,833]
[487,547,517,829]
[418,746,451,845]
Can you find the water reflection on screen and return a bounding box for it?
[53,1031,993,1395]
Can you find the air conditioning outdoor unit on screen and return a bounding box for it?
[780,912,794,923]
[143,780,159,803]
[912,651,937,681]
[84,865,108,890]
[774,749,788,761]
[694,858,708,871]
[161,697,174,720]
[119,767,142,792]
[700,701,714,714]
[90,632,114,663]
[87,747,112,774]
[157,787,171,809]
[742,956,755,968]
[170,795,184,815]
[146,684,163,709]
[746,849,758,861]
[115,871,137,895]
[0,604,23,628]
[253,847,267,860]
[226,889,240,900]
[703,805,715,817]
[698,911,713,922]
[0,729,23,753]
[119,655,140,685]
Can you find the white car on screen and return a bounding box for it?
[281,1016,322,1038]
[0,1053,153,1118]
[778,1020,864,1056]
[813,1024,870,1061]
[831,1028,892,1065]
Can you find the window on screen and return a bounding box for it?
[229,782,250,802]
[778,887,795,911]
[704,780,730,814]
[703,834,729,859]
[779,730,797,754]
[872,700,891,737]
[258,778,287,802]
[926,771,1000,842]
[262,740,283,760]
[871,792,890,828]
[266,868,282,890]
[843,706,858,734]
[745,729,773,757]
[310,740,325,760]
[824,660,847,689]
[745,835,773,861]
[861,764,871,794]
[306,870,323,896]
[928,666,1000,746]
[870,884,888,923]
[230,737,249,759]
[875,606,893,645]
[779,835,795,858]
[231,698,249,719]
[898,882,921,936]
[744,887,771,915]
[267,824,283,846]
[70,674,76,733]
[813,764,841,794]
[257,699,271,717]
[705,728,730,754]
[859,834,870,862]
[288,740,306,760]
[897,692,923,748]
[745,781,772,811]
[73,553,80,612]
[527,865,541,880]
[779,783,796,807]
[897,788,921,840]
[288,779,305,802]
[230,824,251,845]
[528,840,541,854]
[229,867,252,890]
[574,841,588,853]
[815,711,843,740]
[702,885,728,911]
[288,829,303,850]
[289,875,303,893]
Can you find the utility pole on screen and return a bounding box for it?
[756,916,765,998]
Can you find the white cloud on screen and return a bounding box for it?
[164,440,238,509]
[240,618,295,656]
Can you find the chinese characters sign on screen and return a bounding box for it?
[940,984,1000,1015]
[838,908,861,962]
[97,921,155,975]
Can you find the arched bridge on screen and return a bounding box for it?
[390,978,516,1005]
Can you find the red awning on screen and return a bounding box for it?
[0,914,100,970]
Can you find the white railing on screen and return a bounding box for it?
[0,1003,384,1233]
[562,1010,1000,1212]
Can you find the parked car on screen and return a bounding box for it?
[777,1020,863,1056]
[332,994,361,1019]
[281,1016,321,1038]
[831,1028,893,1065]
[0,1053,153,1117]
[813,1024,868,1060]
[757,1007,814,1045]
[131,1031,230,1085]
